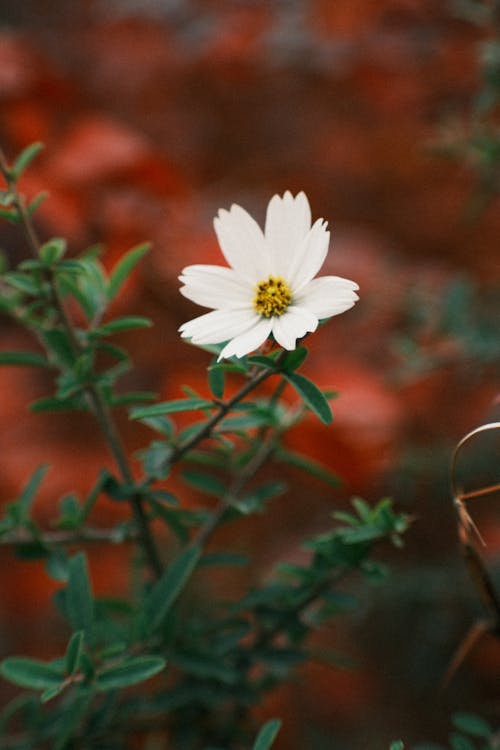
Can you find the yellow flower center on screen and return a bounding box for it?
[253,275,292,318]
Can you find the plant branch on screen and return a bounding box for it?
[0,526,139,547]
[0,147,163,579]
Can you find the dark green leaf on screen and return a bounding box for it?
[107,243,151,301]
[449,734,477,750]
[284,372,332,424]
[0,206,20,224]
[66,553,94,634]
[95,656,166,691]
[65,631,84,676]
[110,391,156,407]
[130,398,214,420]
[253,719,282,750]
[12,142,44,178]
[171,653,239,684]
[208,365,225,399]
[0,351,48,368]
[389,743,404,750]
[146,545,201,632]
[452,713,493,739]
[280,346,308,372]
[181,469,226,496]
[30,396,83,413]
[200,552,249,567]
[0,657,64,691]
[3,271,39,295]
[42,329,76,368]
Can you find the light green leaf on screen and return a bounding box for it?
[95,656,166,691]
[0,657,64,691]
[94,316,152,336]
[40,238,66,265]
[12,142,44,178]
[130,398,213,420]
[146,545,201,632]
[252,719,282,750]
[107,242,151,301]
[284,371,332,424]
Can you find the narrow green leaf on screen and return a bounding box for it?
[0,351,48,368]
[26,190,49,217]
[275,448,340,487]
[94,316,152,336]
[146,545,201,632]
[181,469,226,496]
[130,398,214,420]
[3,271,39,295]
[284,372,332,424]
[66,553,94,634]
[110,391,156,407]
[40,684,64,703]
[12,142,44,178]
[65,631,84,676]
[449,734,477,750]
[107,242,151,301]
[95,656,166,691]
[18,464,49,517]
[0,657,64,691]
[253,719,282,750]
[390,742,405,750]
[30,396,83,413]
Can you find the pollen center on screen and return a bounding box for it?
[253,275,292,318]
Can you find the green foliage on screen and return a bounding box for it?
[0,141,419,750]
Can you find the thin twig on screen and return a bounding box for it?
[0,526,138,547]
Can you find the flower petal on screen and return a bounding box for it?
[287,219,330,291]
[219,317,273,360]
[214,204,268,281]
[271,306,318,350]
[179,309,258,345]
[179,264,253,309]
[265,191,312,273]
[294,276,359,319]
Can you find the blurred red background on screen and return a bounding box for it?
[0,1,499,747]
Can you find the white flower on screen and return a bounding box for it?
[178,191,359,360]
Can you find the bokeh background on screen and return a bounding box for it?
[0,1,499,748]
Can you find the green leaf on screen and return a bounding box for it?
[0,657,64,691]
[26,191,49,217]
[95,656,166,691]
[66,553,94,634]
[389,743,404,750]
[171,653,239,685]
[42,329,76,368]
[30,396,83,413]
[3,271,39,295]
[0,351,48,368]
[18,464,49,517]
[40,238,66,265]
[146,545,201,632]
[130,398,214,420]
[284,372,332,424]
[452,713,493,739]
[12,142,44,178]
[181,469,226,496]
[449,734,477,750]
[275,448,340,488]
[208,365,225,399]
[280,346,308,372]
[65,631,84,675]
[107,242,151,301]
[93,316,152,336]
[253,719,282,750]
[0,206,20,224]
